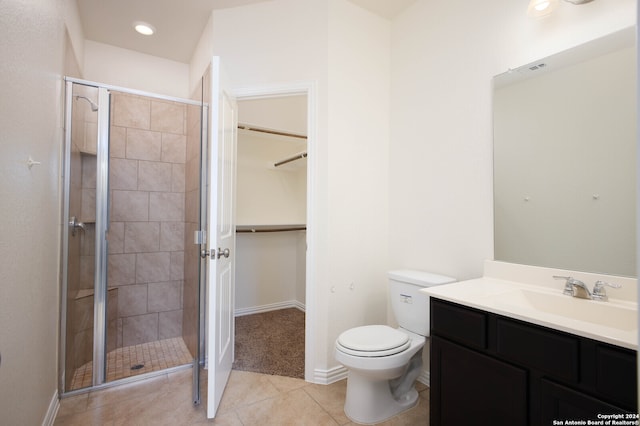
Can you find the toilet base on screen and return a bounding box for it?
[343,370,420,425]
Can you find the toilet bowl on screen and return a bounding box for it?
[334,270,455,425]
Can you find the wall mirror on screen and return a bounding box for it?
[493,26,637,277]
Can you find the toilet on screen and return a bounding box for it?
[334,269,456,424]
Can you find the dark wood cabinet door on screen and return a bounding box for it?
[431,336,528,426]
[540,378,632,424]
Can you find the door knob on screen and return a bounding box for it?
[217,248,230,259]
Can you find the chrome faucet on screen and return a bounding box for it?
[553,276,621,301]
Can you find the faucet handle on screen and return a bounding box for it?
[592,280,622,301]
[553,275,582,295]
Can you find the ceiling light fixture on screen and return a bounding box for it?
[133,21,155,36]
[527,0,558,18]
[527,0,595,18]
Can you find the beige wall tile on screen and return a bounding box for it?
[186,132,200,162]
[80,224,96,256]
[111,190,149,222]
[170,251,184,281]
[71,294,94,333]
[108,222,125,254]
[110,158,138,190]
[79,254,95,289]
[126,129,162,161]
[110,126,126,158]
[118,284,148,317]
[122,313,158,346]
[107,253,136,286]
[81,155,96,189]
[158,309,183,339]
[184,190,199,223]
[171,164,185,193]
[124,222,160,253]
[136,252,171,283]
[149,193,184,221]
[161,133,186,163]
[148,281,181,312]
[160,222,184,251]
[113,95,150,130]
[151,101,184,134]
[138,161,172,192]
[81,188,96,222]
[84,122,97,154]
[184,158,200,192]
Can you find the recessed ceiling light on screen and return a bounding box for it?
[133,21,155,36]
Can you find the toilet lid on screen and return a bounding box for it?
[336,325,411,357]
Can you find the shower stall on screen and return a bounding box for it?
[60,78,208,395]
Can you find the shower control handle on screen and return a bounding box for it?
[217,248,230,259]
[69,216,86,237]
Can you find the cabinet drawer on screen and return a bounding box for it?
[596,345,637,409]
[431,299,487,350]
[497,318,579,382]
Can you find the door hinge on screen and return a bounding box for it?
[194,230,206,245]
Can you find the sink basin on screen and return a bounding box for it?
[490,288,637,332]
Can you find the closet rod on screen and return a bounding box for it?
[274,152,307,167]
[236,226,307,233]
[238,124,307,140]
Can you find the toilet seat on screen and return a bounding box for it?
[336,325,411,357]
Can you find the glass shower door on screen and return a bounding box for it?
[61,82,105,392]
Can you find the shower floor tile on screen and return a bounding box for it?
[69,337,192,391]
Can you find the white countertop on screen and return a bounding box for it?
[422,277,638,350]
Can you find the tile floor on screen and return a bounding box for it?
[55,368,430,425]
[70,337,192,390]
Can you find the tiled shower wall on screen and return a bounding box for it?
[107,92,187,348]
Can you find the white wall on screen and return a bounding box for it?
[236,130,307,225]
[83,40,190,98]
[325,0,391,373]
[239,96,308,135]
[389,0,636,282]
[235,232,306,313]
[210,0,391,379]
[0,0,69,424]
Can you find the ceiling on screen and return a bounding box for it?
[77,0,417,63]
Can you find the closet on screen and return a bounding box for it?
[235,96,307,317]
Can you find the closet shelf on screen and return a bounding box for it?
[236,224,306,233]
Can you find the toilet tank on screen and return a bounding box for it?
[389,269,456,336]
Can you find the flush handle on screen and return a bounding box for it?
[400,294,412,304]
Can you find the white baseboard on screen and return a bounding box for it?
[313,365,347,385]
[235,300,305,317]
[42,390,59,426]
[417,369,430,387]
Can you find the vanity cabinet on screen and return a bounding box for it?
[430,298,637,426]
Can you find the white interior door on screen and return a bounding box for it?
[206,57,237,419]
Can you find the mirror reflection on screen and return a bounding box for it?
[493,27,637,277]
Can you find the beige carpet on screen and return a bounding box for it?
[233,308,305,379]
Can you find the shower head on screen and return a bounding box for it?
[74,95,99,112]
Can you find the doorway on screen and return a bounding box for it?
[60,79,206,394]
[232,94,308,379]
